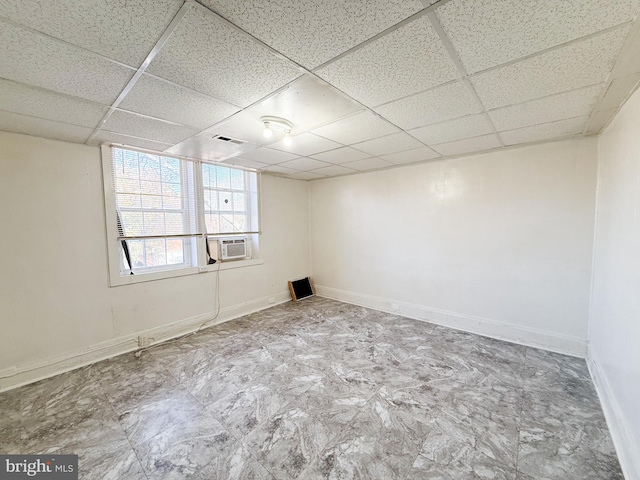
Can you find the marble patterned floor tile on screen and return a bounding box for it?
[134,412,273,479]
[517,419,623,479]
[57,438,147,480]
[118,389,208,446]
[299,393,435,480]
[0,297,623,479]
[240,405,338,479]
[408,411,518,480]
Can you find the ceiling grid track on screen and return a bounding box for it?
[425,10,505,147]
[85,0,195,145]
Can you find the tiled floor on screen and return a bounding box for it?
[0,297,623,479]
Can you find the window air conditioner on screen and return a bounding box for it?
[219,237,248,261]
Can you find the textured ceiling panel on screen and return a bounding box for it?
[500,116,589,146]
[353,132,423,156]
[489,84,603,132]
[437,0,640,74]
[375,81,481,130]
[262,164,300,174]
[432,134,501,156]
[222,157,268,170]
[269,133,342,156]
[278,157,332,171]
[0,0,184,67]
[381,146,440,165]
[311,111,400,145]
[0,80,108,128]
[200,0,424,69]
[471,27,630,110]
[310,147,371,164]
[147,7,302,107]
[286,171,327,180]
[316,17,459,106]
[103,110,198,144]
[408,114,493,145]
[0,21,134,104]
[0,111,93,144]
[235,148,300,165]
[310,164,357,177]
[90,131,174,152]
[342,157,393,171]
[119,75,240,130]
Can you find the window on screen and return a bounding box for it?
[102,145,260,285]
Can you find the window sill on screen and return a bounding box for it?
[108,258,263,287]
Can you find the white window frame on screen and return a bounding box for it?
[101,144,262,287]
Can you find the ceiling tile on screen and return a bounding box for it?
[375,81,481,130]
[381,146,440,165]
[310,165,357,177]
[471,27,630,109]
[278,157,332,171]
[147,7,302,107]
[90,131,174,152]
[0,20,134,104]
[500,116,588,146]
[0,79,107,128]
[103,110,198,144]
[596,73,640,111]
[119,75,239,130]
[408,113,493,145]
[269,133,342,156]
[0,0,184,67]
[0,110,93,143]
[585,109,617,135]
[489,84,603,131]
[200,0,423,69]
[432,134,501,157]
[222,158,267,170]
[310,147,370,164]
[316,17,459,106]
[342,157,393,171]
[436,0,639,74]
[311,111,400,145]
[262,164,301,174]
[286,171,328,181]
[235,147,300,165]
[353,132,424,156]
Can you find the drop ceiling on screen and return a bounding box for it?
[1,0,639,180]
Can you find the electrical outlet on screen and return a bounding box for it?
[268,297,275,304]
[137,335,152,348]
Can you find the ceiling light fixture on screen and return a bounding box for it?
[261,116,294,145]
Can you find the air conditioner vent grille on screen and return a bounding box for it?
[212,135,246,145]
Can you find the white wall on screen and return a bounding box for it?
[310,138,598,356]
[0,132,310,390]
[589,87,640,480]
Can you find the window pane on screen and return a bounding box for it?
[219,191,232,211]
[164,212,184,235]
[139,155,161,181]
[166,239,184,264]
[230,168,244,190]
[141,194,163,209]
[140,180,162,195]
[127,240,144,268]
[233,214,247,231]
[116,177,140,194]
[217,167,231,189]
[161,157,180,183]
[145,239,166,266]
[143,212,165,235]
[205,213,220,234]
[220,214,234,233]
[232,192,246,211]
[116,193,141,209]
[120,211,143,236]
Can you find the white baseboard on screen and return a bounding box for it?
[588,351,640,480]
[0,291,291,393]
[315,285,587,357]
